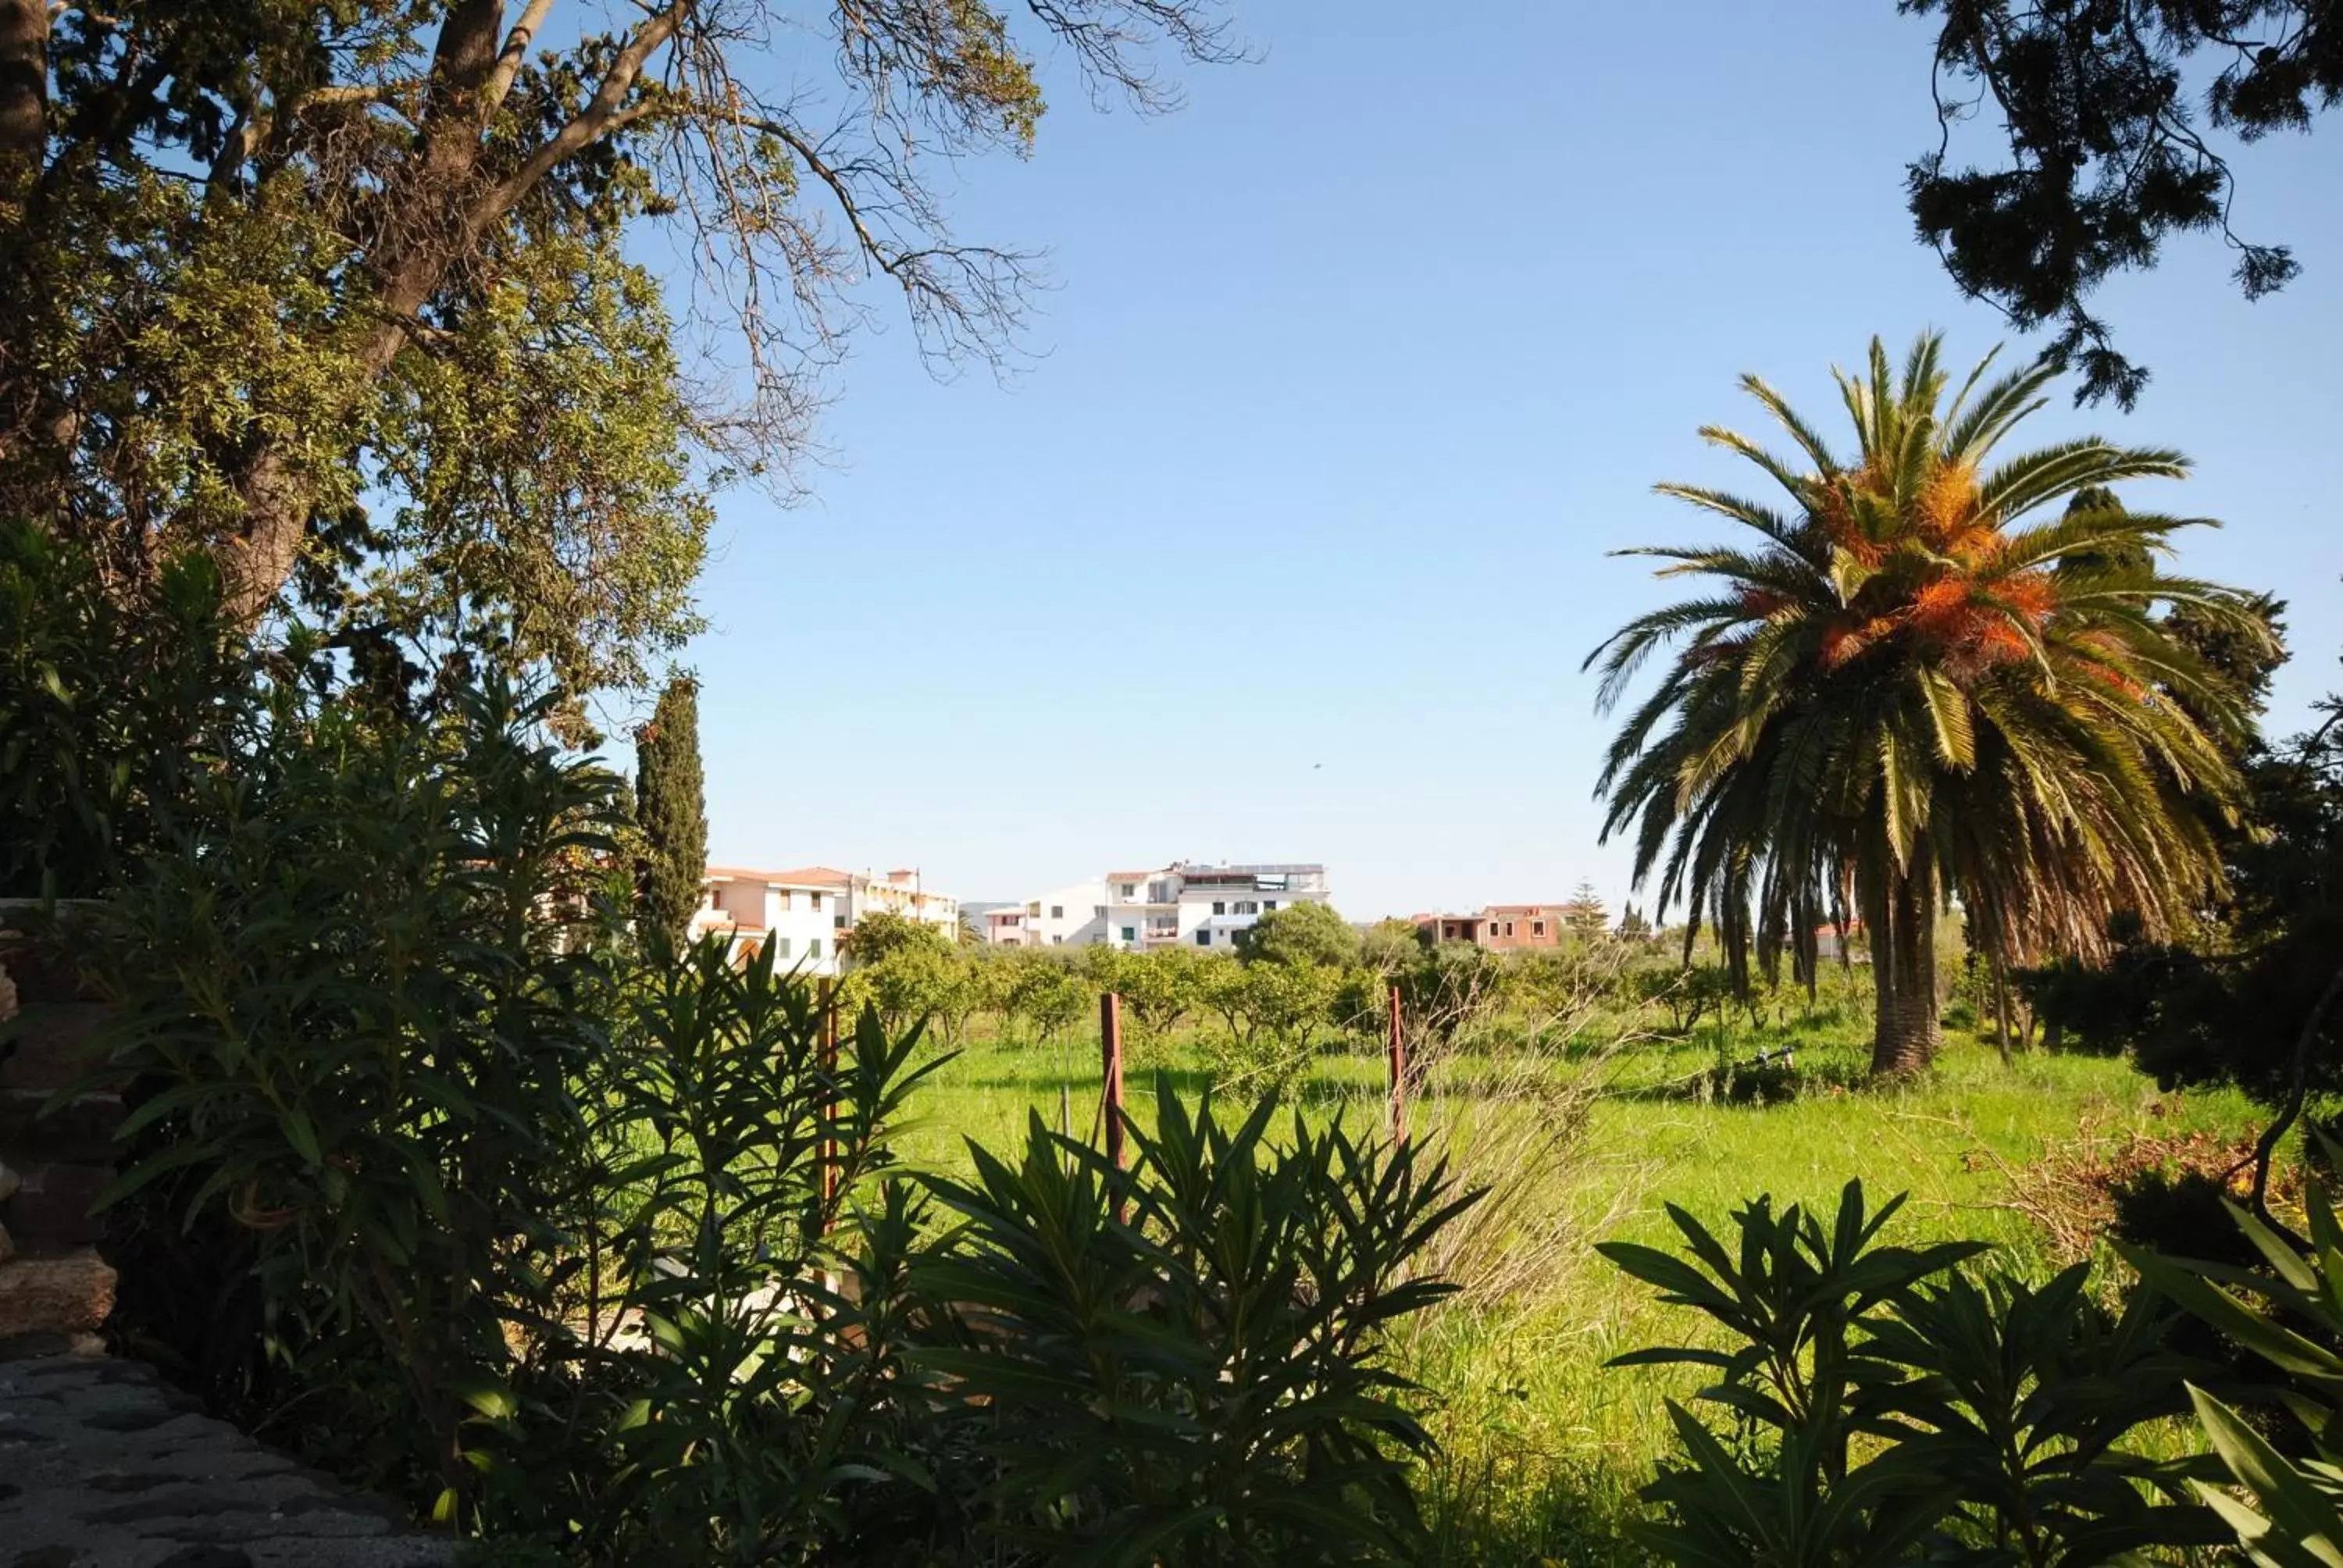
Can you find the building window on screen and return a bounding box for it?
[1026,900,1040,917]
[775,937,791,958]
[1093,904,1106,918]
[1052,935,1063,945]
[1235,900,1258,914]
[1505,921,1515,936]
[1118,882,1136,899]
[1121,926,1136,943]
[808,939,822,959]
[809,892,822,911]
[1532,920,1546,936]
[1195,930,1211,946]
[1264,900,1278,911]
[834,914,847,929]
[777,890,792,911]
[1211,900,1225,915]
[1050,904,1064,920]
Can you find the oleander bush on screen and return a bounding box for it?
[0,517,239,900]
[1604,1181,2224,1566]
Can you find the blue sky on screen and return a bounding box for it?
[684,0,2343,920]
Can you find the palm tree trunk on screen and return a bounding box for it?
[1869,859,1942,1077]
[1991,950,2013,1067]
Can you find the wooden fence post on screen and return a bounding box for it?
[1100,991,1126,1218]
[818,977,840,1223]
[1386,982,1408,1149]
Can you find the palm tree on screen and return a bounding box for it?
[1590,333,2263,1076]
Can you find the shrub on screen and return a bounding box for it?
[1603,1181,2220,1564]
[2128,1149,2343,1563]
[0,519,240,898]
[88,658,949,1553]
[908,1079,1477,1563]
[93,669,634,1503]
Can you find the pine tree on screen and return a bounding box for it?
[635,676,708,954]
[1563,878,1609,935]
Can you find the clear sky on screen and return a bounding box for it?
[683,0,2343,921]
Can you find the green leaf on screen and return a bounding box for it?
[2190,1384,2343,1566]
[281,1107,323,1168]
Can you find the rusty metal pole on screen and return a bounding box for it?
[1386,982,1408,1149]
[1100,991,1126,1219]
[818,977,841,1224]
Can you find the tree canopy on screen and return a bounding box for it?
[1233,900,1359,968]
[0,0,1233,706]
[1902,0,2339,407]
[1590,332,2264,1074]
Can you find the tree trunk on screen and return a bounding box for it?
[213,0,532,623]
[1991,950,2013,1067]
[0,0,44,188]
[1868,859,1942,1078]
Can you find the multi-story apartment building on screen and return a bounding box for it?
[986,880,1109,948]
[693,864,960,975]
[847,868,960,935]
[695,865,854,975]
[1414,903,1569,951]
[985,862,1331,951]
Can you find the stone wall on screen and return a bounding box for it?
[0,907,122,1352]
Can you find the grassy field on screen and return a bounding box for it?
[886,1005,2269,1564]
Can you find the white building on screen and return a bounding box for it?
[691,864,960,975]
[986,880,1109,948]
[986,863,1330,952]
[847,868,960,937]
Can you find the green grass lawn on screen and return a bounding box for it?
[887,1012,2267,1565]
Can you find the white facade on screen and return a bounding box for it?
[989,863,1331,953]
[847,868,959,936]
[992,881,1108,948]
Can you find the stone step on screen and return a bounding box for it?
[0,1248,116,1352]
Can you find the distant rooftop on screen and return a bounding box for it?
[1177,861,1324,875]
[704,864,852,888]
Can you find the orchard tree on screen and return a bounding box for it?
[1002,950,1086,1048]
[842,909,952,968]
[1901,0,2340,406]
[851,943,968,1039]
[1233,900,1357,968]
[1201,957,1338,1099]
[633,674,704,953]
[0,0,1236,701]
[1358,918,1428,977]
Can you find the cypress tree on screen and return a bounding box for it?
[635,675,708,954]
